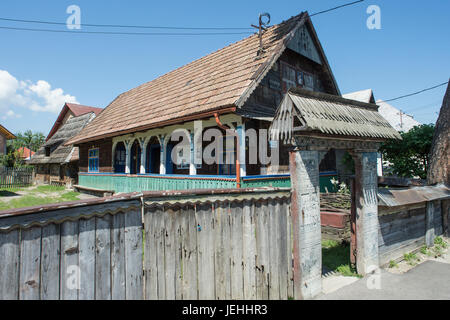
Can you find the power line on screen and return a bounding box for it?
[0,17,254,31]
[309,0,364,17]
[0,25,253,36]
[0,0,365,36]
[380,81,449,103]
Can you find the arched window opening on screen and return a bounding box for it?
[114,142,126,173]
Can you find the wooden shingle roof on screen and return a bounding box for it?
[67,11,331,145]
[30,112,96,165]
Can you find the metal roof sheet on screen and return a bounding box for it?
[270,88,402,142]
[378,184,450,207]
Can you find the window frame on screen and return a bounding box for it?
[88,147,100,173]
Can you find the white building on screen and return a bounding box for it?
[343,89,421,176]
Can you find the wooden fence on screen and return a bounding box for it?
[0,167,33,189]
[0,188,292,300]
[143,191,293,300]
[378,186,449,266]
[0,196,143,300]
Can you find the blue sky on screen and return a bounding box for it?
[0,0,449,136]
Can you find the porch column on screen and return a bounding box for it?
[139,138,147,174]
[237,124,246,177]
[124,140,131,174]
[159,135,166,175]
[189,131,197,175]
[111,141,118,172]
[353,151,380,275]
[289,148,322,300]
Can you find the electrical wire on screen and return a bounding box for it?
[0,0,365,36]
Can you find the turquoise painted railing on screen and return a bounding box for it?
[240,172,337,193]
[78,171,338,193]
[79,173,237,193]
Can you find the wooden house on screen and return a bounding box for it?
[0,124,16,156]
[29,103,102,186]
[67,12,347,193]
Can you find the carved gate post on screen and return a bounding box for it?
[353,151,380,275]
[290,147,322,300]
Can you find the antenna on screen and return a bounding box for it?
[251,13,270,57]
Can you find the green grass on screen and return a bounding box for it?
[389,260,398,268]
[420,246,429,255]
[322,240,360,277]
[31,185,66,193]
[0,186,82,211]
[403,252,420,266]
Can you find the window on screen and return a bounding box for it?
[45,146,50,157]
[303,72,314,91]
[282,63,297,91]
[88,148,99,172]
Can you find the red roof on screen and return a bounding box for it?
[17,147,35,159]
[46,103,103,141]
[65,103,103,117]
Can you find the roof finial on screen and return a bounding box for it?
[251,13,270,57]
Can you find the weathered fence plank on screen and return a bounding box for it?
[40,224,60,300]
[242,200,257,300]
[19,227,41,300]
[182,206,198,300]
[268,199,280,300]
[144,207,158,300]
[164,208,176,300]
[124,209,143,300]
[95,215,111,300]
[279,199,289,300]
[155,207,166,300]
[255,200,270,300]
[0,229,20,299]
[111,213,126,300]
[174,208,183,300]
[196,203,215,299]
[78,218,96,300]
[286,199,294,299]
[214,201,231,299]
[230,201,244,299]
[60,220,79,300]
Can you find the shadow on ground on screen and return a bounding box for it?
[322,240,358,277]
[0,190,19,197]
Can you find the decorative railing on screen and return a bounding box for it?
[79,171,338,194]
[78,173,237,193]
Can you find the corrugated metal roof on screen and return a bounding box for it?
[270,88,402,142]
[378,184,450,207]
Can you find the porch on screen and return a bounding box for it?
[78,171,337,194]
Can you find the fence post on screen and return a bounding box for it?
[289,149,322,300]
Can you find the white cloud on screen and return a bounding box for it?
[0,70,78,115]
[1,109,22,120]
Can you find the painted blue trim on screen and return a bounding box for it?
[241,174,291,180]
[79,172,236,179]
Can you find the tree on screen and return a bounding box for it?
[380,124,435,179]
[1,130,45,168]
[11,130,45,152]
[428,81,449,185]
